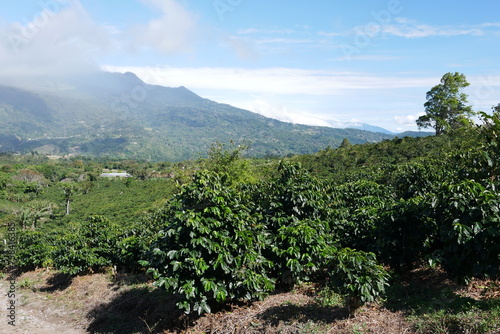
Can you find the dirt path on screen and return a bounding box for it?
[0,276,87,334]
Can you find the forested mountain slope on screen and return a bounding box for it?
[0,71,412,161]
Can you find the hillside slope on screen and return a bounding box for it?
[0,72,399,161]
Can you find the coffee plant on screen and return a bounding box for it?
[430,180,500,281]
[142,171,275,314]
[254,162,337,286]
[329,248,390,313]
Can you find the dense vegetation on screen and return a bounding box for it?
[0,107,499,332]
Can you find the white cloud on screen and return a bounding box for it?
[481,22,500,28]
[103,66,437,97]
[130,0,196,54]
[381,18,485,38]
[0,0,200,83]
[238,28,296,35]
[255,38,315,45]
[0,1,111,81]
[247,99,331,127]
[395,114,421,126]
[317,31,343,37]
[330,55,403,61]
[238,28,260,34]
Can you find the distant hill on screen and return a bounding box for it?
[397,131,434,138]
[0,71,421,161]
[344,122,395,135]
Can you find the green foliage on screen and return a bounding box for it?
[34,163,69,182]
[329,180,392,251]
[201,141,253,183]
[429,180,500,281]
[261,162,331,222]
[475,109,500,181]
[49,216,119,275]
[417,72,474,135]
[143,164,341,314]
[386,158,453,199]
[339,138,352,149]
[293,133,467,181]
[12,200,56,230]
[376,196,435,270]
[315,286,344,308]
[256,162,336,286]
[15,230,55,269]
[12,216,120,275]
[61,182,79,215]
[329,248,389,312]
[2,125,500,324]
[143,171,275,314]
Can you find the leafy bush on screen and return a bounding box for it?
[270,217,336,287]
[376,196,436,270]
[143,171,275,314]
[387,158,453,199]
[142,163,396,315]
[51,232,111,275]
[255,162,337,286]
[430,180,500,281]
[12,216,120,275]
[15,230,54,269]
[329,180,392,251]
[329,248,390,313]
[115,228,154,272]
[50,217,118,275]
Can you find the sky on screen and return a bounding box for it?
[1,0,500,132]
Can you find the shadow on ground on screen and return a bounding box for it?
[86,286,190,334]
[257,303,348,327]
[384,268,499,316]
[38,272,74,292]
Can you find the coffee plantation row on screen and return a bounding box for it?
[0,112,499,315]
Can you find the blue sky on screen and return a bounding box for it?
[1,0,500,132]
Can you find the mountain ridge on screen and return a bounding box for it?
[0,71,430,161]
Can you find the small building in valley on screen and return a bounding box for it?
[99,172,133,178]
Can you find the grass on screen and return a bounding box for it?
[409,309,499,334]
[17,277,37,290]
[314,286,344,308]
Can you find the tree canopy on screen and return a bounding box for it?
[417,72,474,135]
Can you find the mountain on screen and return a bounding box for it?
[397,131,434,138]
[344,122,395,135]
[0,71,400,161]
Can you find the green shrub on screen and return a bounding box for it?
[376,196,436,271]
[15,230,54,269]
[51,232,111,275]
[255,162,336,286]
[430,180,500,281]
[143,171,275,314]
[329,180,393,251]
[329,248,390,313]
[14,216,118,275]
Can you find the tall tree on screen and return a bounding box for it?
[62,183,79,216]
[416,72,474,135]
